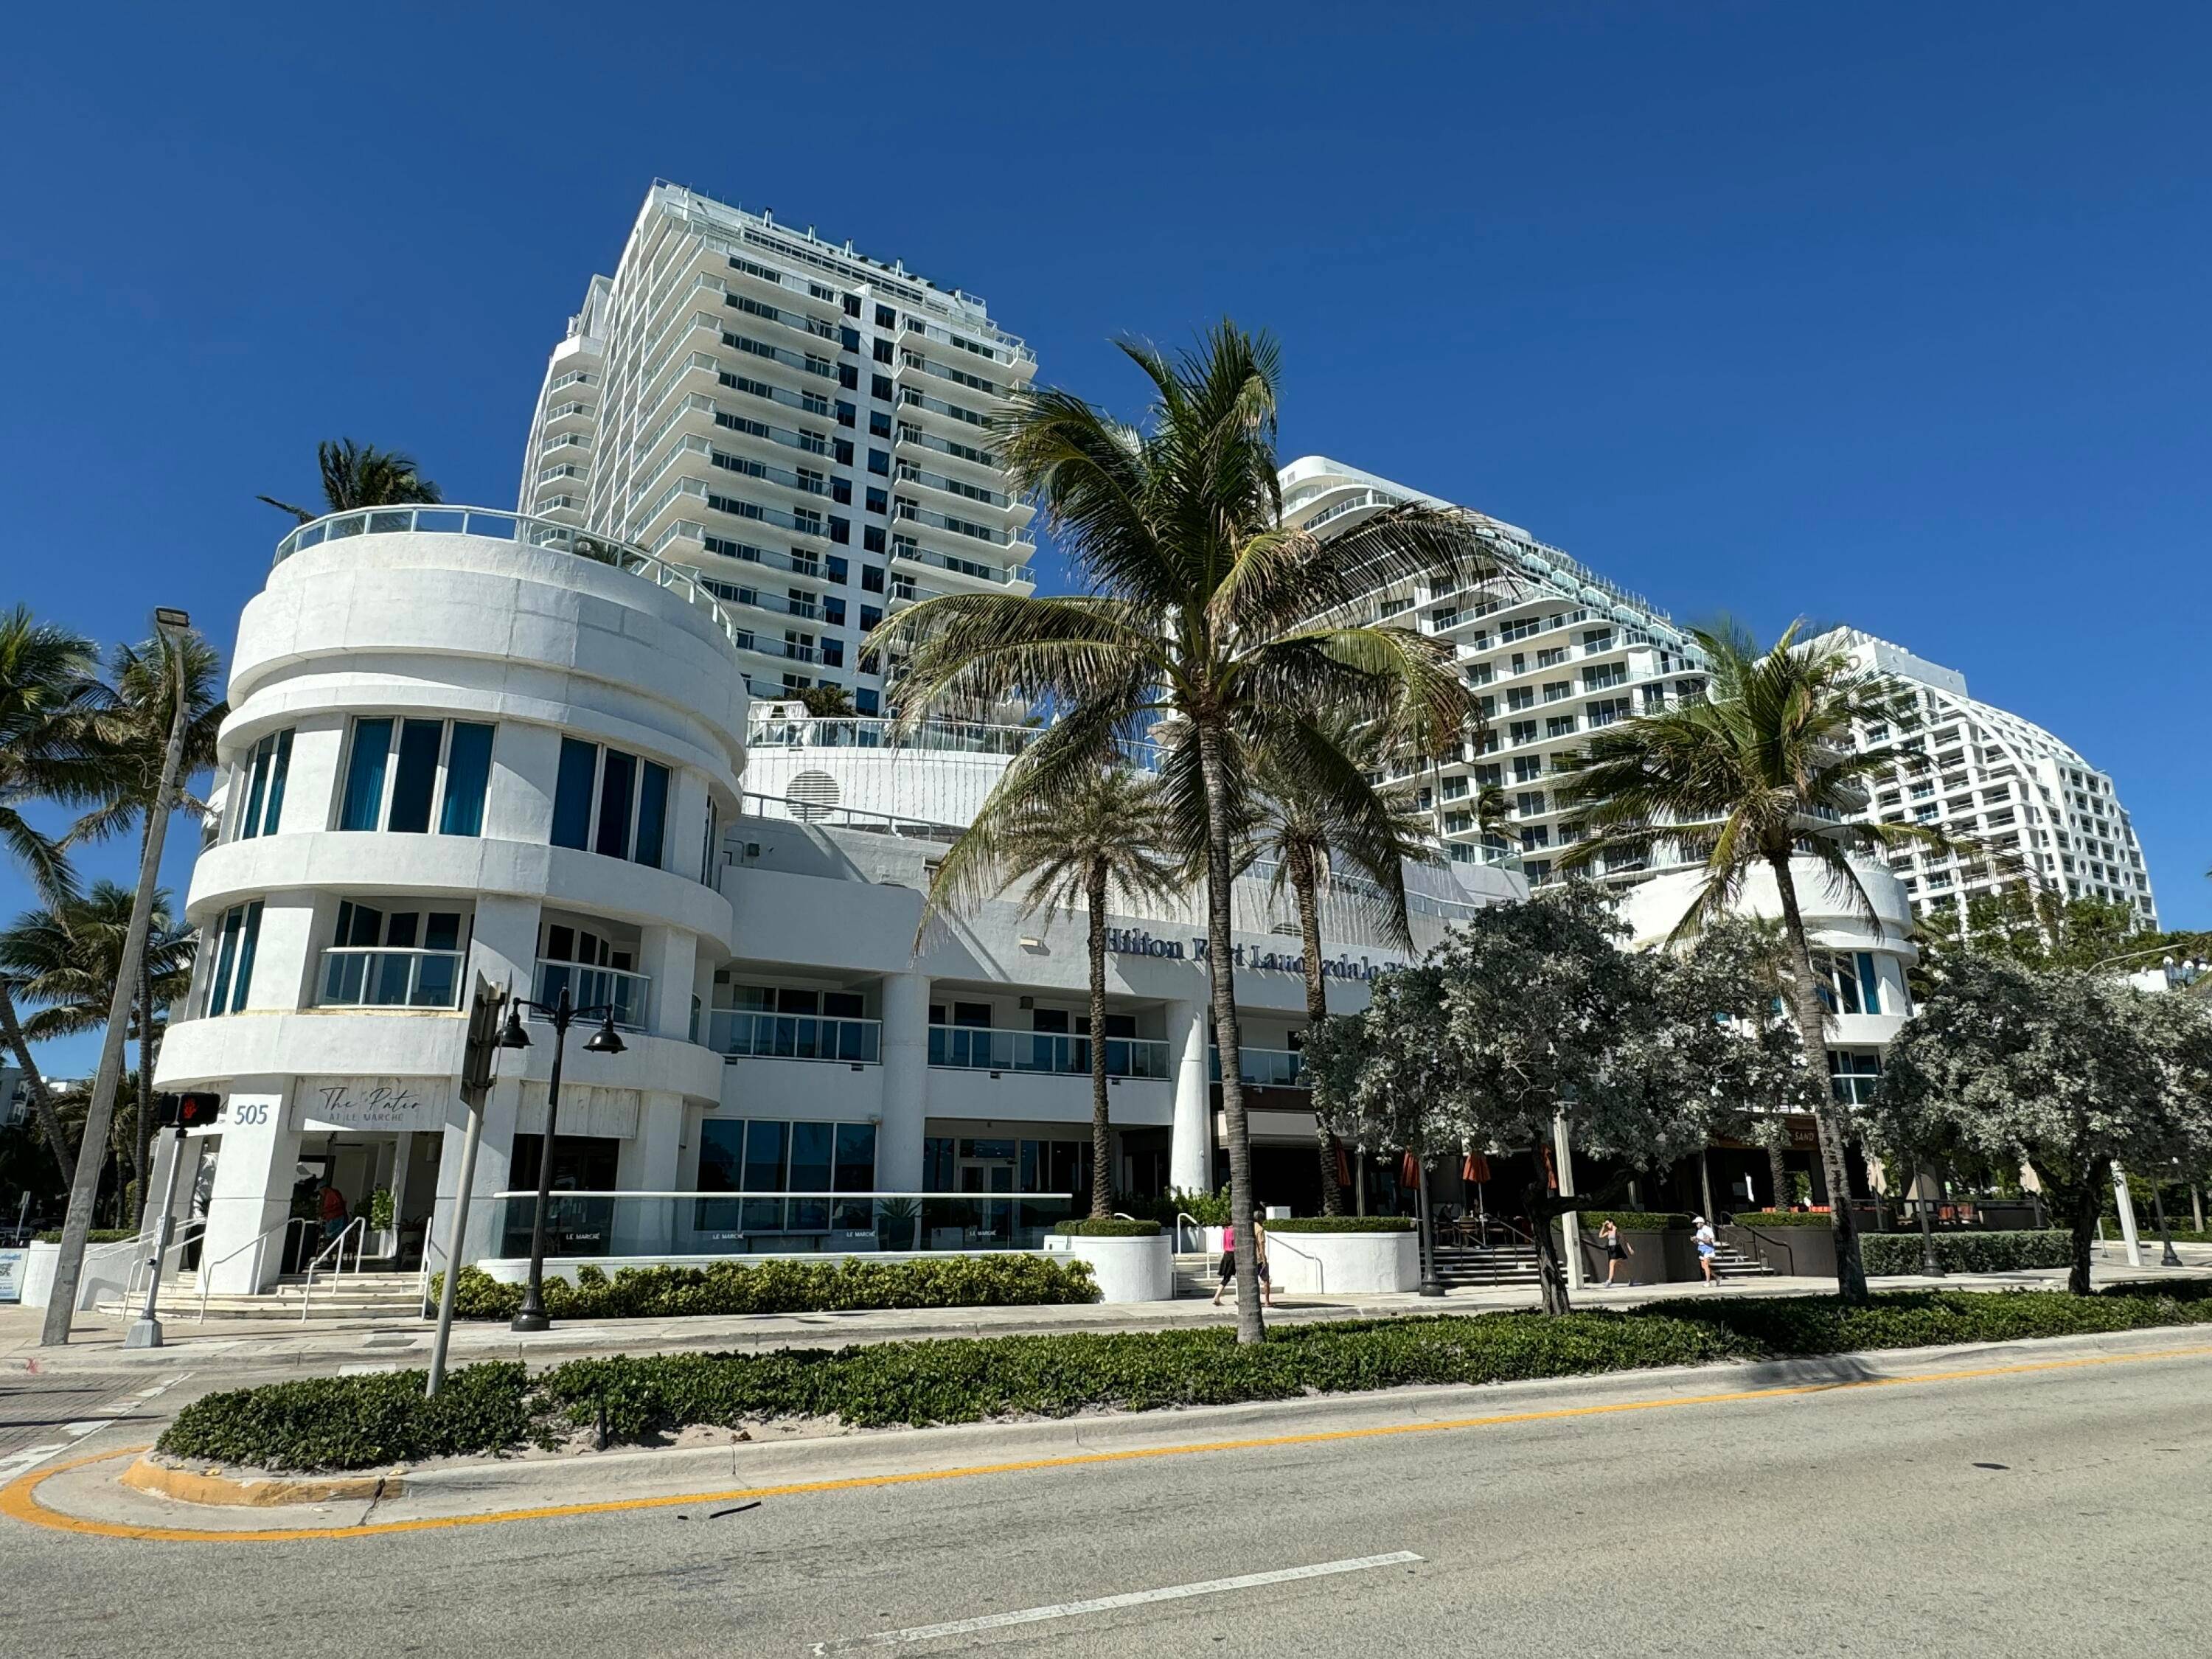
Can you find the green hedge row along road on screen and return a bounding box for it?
[1857,1230,2075,1274]
[431,1256,1098,1321]
[1268,1216,1417,1234]
[157,1284,2212,1472]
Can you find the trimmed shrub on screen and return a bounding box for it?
[157,1285,2212,1472]
[428,1254,1098,1321]
[32,1228,137,1245]
[1573,1211,1689,1232]
[1861,1230,2074,1275]
[1147,1186,1231,1225]
[1053,1219,1162,1238]
[1726,1211,1836,1228]
[1267,1216,1417,1234]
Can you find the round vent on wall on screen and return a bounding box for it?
[1271,921,1301,938]
[786,770,841,822]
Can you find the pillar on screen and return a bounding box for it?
[198,1079,302,1293]
[1166,998,1210,1197]
[639,924,698,1043]
[877,971,930,1192]
[615,1090,685,1255]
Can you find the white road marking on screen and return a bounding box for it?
[812,1551,1425,1652]
[0,1444,71,1484]
[0,1369,194,1486]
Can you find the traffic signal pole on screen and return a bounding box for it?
[124,1124,187,1350]
[428,975,507,1398]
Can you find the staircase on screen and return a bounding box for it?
[1710,1244,1775,1280]
[173,1271,428,1324]
[1433,1245,1541,1288]
[1172,1253,1215,1299]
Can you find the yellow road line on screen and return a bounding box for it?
[10,1340,2210,1546]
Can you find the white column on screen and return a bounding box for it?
[639,924,698,1043]
[1553,1110,1584,1289]
[1167,997,1210,1196]
[877,972,930,1192]
[2113,1164,2143,1267]
[198,1079,301,1293]
[615,1091,685,1254]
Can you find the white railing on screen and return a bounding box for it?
[297,1217,368,1321]
[711,1009,883,1063]
[928,1024,1172,1081]
[195,1217,316,1321]
[116,1217,206,1319]
[1211,1046,1307,1088]
[319,947,466,1010]
[271,505,752,657]
[532,959,653,1032]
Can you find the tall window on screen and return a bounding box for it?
[232,729,293,841]
[201,900,262,1017]
[337,717,494,835]
[549,737,670,869]
[1812,951,1885,1016]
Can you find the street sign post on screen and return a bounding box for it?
[427,975,508,1397]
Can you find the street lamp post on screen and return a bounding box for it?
[495,984,625,1333]
[2151,1164,2183,1268]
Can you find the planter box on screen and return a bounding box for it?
[1265,1230,1418,1295]
[17,1237,143,1311]
[1723,1221,1838,1280]
[1041,1233,1173,1302]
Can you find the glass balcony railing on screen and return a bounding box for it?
[531,959,652,1032]
[928,1025,1172,1080]
[1208,1046,1308,1088]
[710,1009,882,1063]
[318,947,465,1010]
[488,1190,1080,1258]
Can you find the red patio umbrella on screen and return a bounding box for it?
[1335,1144,1352,1189]
[1462,1151,1492,1227]
[1400,1150,1422,1189]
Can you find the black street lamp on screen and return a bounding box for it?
[496,983,625,1332]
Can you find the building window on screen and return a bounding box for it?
[338,718,494,836]
[232,728,294,841]
[200,900,263,1017]
[697,1117,878,1234]
[1812,950,1884,1016]
[869,373,893,402]
[1829,1050,1882,1106]
[868,410,893,439]
[862,564,886,594]
[551,737,671,869]
[837,363,860,391]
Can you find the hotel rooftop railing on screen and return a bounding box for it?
[271,505,750,656]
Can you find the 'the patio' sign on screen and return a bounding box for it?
[296,1077,451,1133]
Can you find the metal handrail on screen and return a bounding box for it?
[1721,1220,1798,1276]
[1174,1211,1206,1255]
[118,1217,207,1318]
[298,1216,369,1322]
[196,1217,315,1321]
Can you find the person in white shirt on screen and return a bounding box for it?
[1693,1217,1719,1286]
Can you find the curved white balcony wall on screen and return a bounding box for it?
[742,738,1012,833]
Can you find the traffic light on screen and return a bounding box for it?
[156,1093,222,1130]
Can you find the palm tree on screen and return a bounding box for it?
[0,885,192,1213]
[1242,714,1436,1214]
[258,438,442,524]
[1554,622,1943,1303]
[927,768,1181,1218]
[872,323,1495,1341]
[0,607,113,1180]
[69,630,224,1213]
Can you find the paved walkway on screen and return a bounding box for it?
[6,1247,2206,1378]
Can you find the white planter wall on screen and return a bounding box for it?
[1264,1230,1418,1295]
[1043,1233,1174,1303]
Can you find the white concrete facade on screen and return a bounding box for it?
[518,182,1037,716]
[1277,456,1711,889]
[159,515,1530,1293]
[1818,630,2158,927]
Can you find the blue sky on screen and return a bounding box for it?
[4,1,2206,1072]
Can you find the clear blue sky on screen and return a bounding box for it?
[4,1,2206,1073]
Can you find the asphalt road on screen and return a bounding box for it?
[4,1340,2208,1658]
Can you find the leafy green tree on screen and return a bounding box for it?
[925,768,1181,1217]
[795,684,857,717]
[1240,713,1436,1214]
[873,323,1496,1341]
[0,606,114,1180]
[258,439,442,524]
[1914,887,2154,978]
[1556,622,1944,1304]
[1867,953,2212,1293]
[1305,883,1740,1313]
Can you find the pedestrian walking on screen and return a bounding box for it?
[1694,1215,1719,1286]
[1599,1219,1632,1287]
[1211,1213,1276,1308]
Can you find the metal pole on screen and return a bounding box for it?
[42,615,192,1346]
[2112,1164,2143,1268]
[512,990,570,1333]
[425,1092,486,1396]
[1554,1111,1584,1291]
[1414,1153,1444,1297]
[1916,1163,1946,1276]
[2150,1181,2182,1268]
[124,1125,185,1349]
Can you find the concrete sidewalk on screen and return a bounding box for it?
[6,1251,2206,1377]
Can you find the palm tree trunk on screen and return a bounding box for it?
[0,980,72,1183]
[1197,722,1262,1343]
[2065,1174,2098,1295]
[1085,864,1113,1221]
[1767,855,1870,1304]
[1290,846,1343,1216]
[1766,1139,1790,1211]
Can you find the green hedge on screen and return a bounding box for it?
[32,1228,138,1245]
[1052,1220,1162,1238]
[429,1256,1097,1321]
[1267,1216,1416,1234]
[1861,1231,2074,1274]
[1728,1211,1836,1228]
[158,1284,2212,1472]
[1572,1211,1689,1232]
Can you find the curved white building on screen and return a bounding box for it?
[155,509,1528,1295]
[1820,630,2158,926]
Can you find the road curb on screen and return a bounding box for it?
[119,1454,403,1508]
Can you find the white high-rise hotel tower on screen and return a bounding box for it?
[519,183,1038,712]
